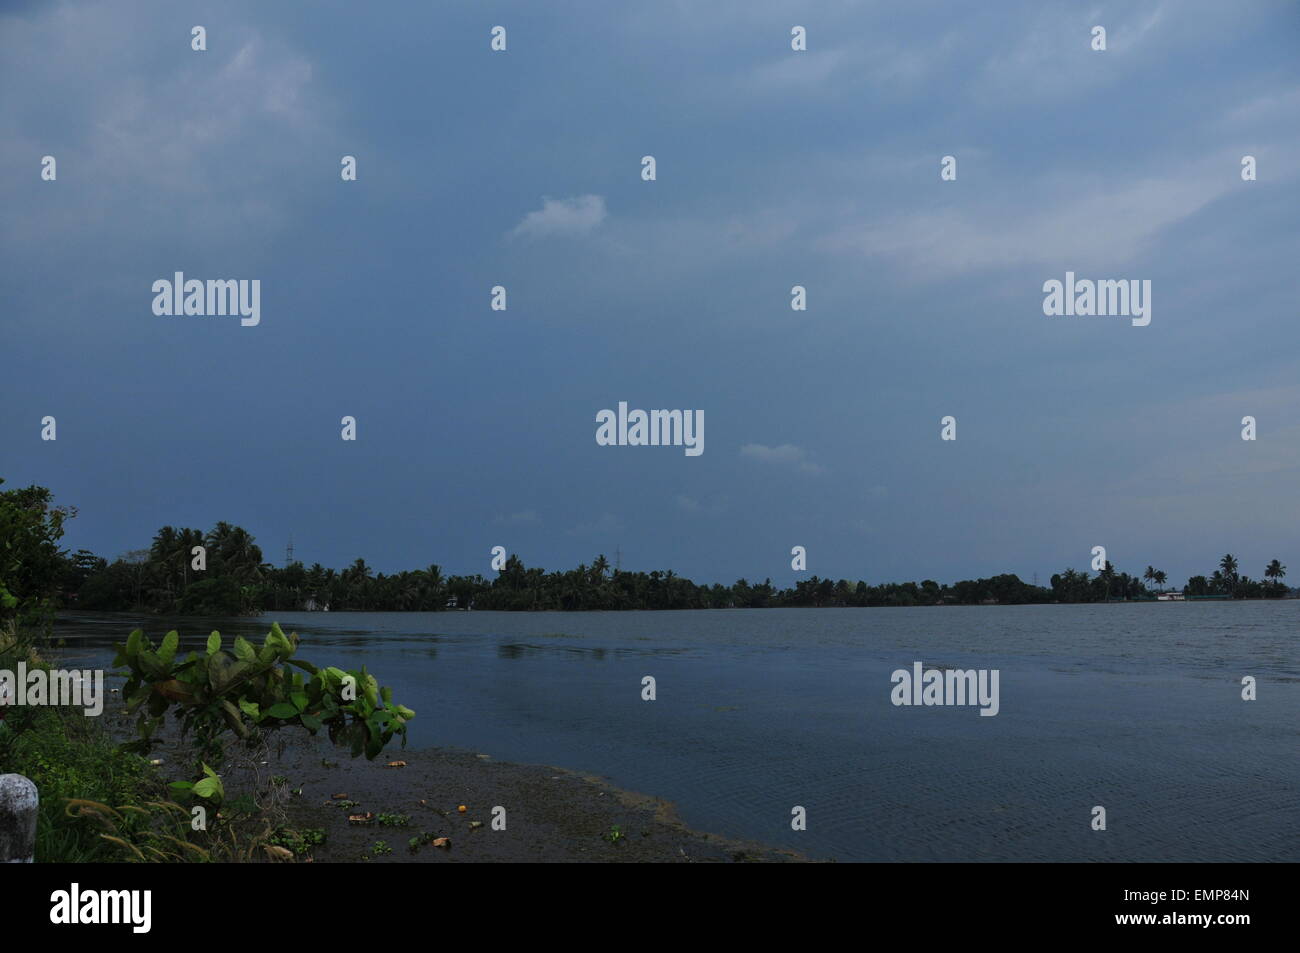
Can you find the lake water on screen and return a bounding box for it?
[52,603,1299,862]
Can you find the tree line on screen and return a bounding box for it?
[2,480,1290,621]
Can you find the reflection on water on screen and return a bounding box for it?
[53,603,1300,861]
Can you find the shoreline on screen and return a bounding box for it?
[260,737,813,863]
[96,702,810,863]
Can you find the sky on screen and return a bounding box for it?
[2,0,1299,590]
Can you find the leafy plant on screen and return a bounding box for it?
[268,827,326,857]
[603,824,624,845]
[377,812,410,827]
[113,623,415,769]
[167,762,225,807]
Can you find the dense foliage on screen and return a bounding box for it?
[0,479,77,629]
[115,622,414,766]
[4,478,1290,614]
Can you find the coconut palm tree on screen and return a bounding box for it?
[1265,559,1286,591]
[1154,570,1167,591]
[1099,562,1116,602]
[420,564,445,609]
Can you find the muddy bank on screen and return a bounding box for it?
[252,736,810,863]
[97,702,809,862]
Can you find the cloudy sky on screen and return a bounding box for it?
[3,0,1298,589]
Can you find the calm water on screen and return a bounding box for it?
[53,603,1299,862]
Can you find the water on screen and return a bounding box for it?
[51,603,1299,862]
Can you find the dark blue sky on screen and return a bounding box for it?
[3,1,1298,589]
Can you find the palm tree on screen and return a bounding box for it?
[1154,570,1167,591]
[177,527,204,588]
[1099,562,1116,602]
[1265,559,1286,591]
[1220,553,1239,582]
[420,564,445,609]
[1143,565,1156,591]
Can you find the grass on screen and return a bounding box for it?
[0,622,165,861]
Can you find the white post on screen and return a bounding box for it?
[0,774,38,863]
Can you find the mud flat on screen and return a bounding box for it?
[263,737,812,863]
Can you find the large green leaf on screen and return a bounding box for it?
[158,630,180,665]
[193,777,222,799]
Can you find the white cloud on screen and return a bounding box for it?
[819,155,1247,278]
[740,443,824,474]
[510,195,607,240]
[0,7,330,256]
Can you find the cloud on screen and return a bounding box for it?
[510,195,607,240]
[819,155,1246,278]
[740,443,824,474]
[0,9,330,257]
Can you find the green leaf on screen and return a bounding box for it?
[206,631,221,655]
[207,653,233,692]
[232,636,256,661]
[193,777,220,798]
[158,630,180,665]
[126,629,145,659]
[238,700,261,720]
[290,692,308,712]
[136,649,167,679]
[266,702,299,720]
[300,712,323,732]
